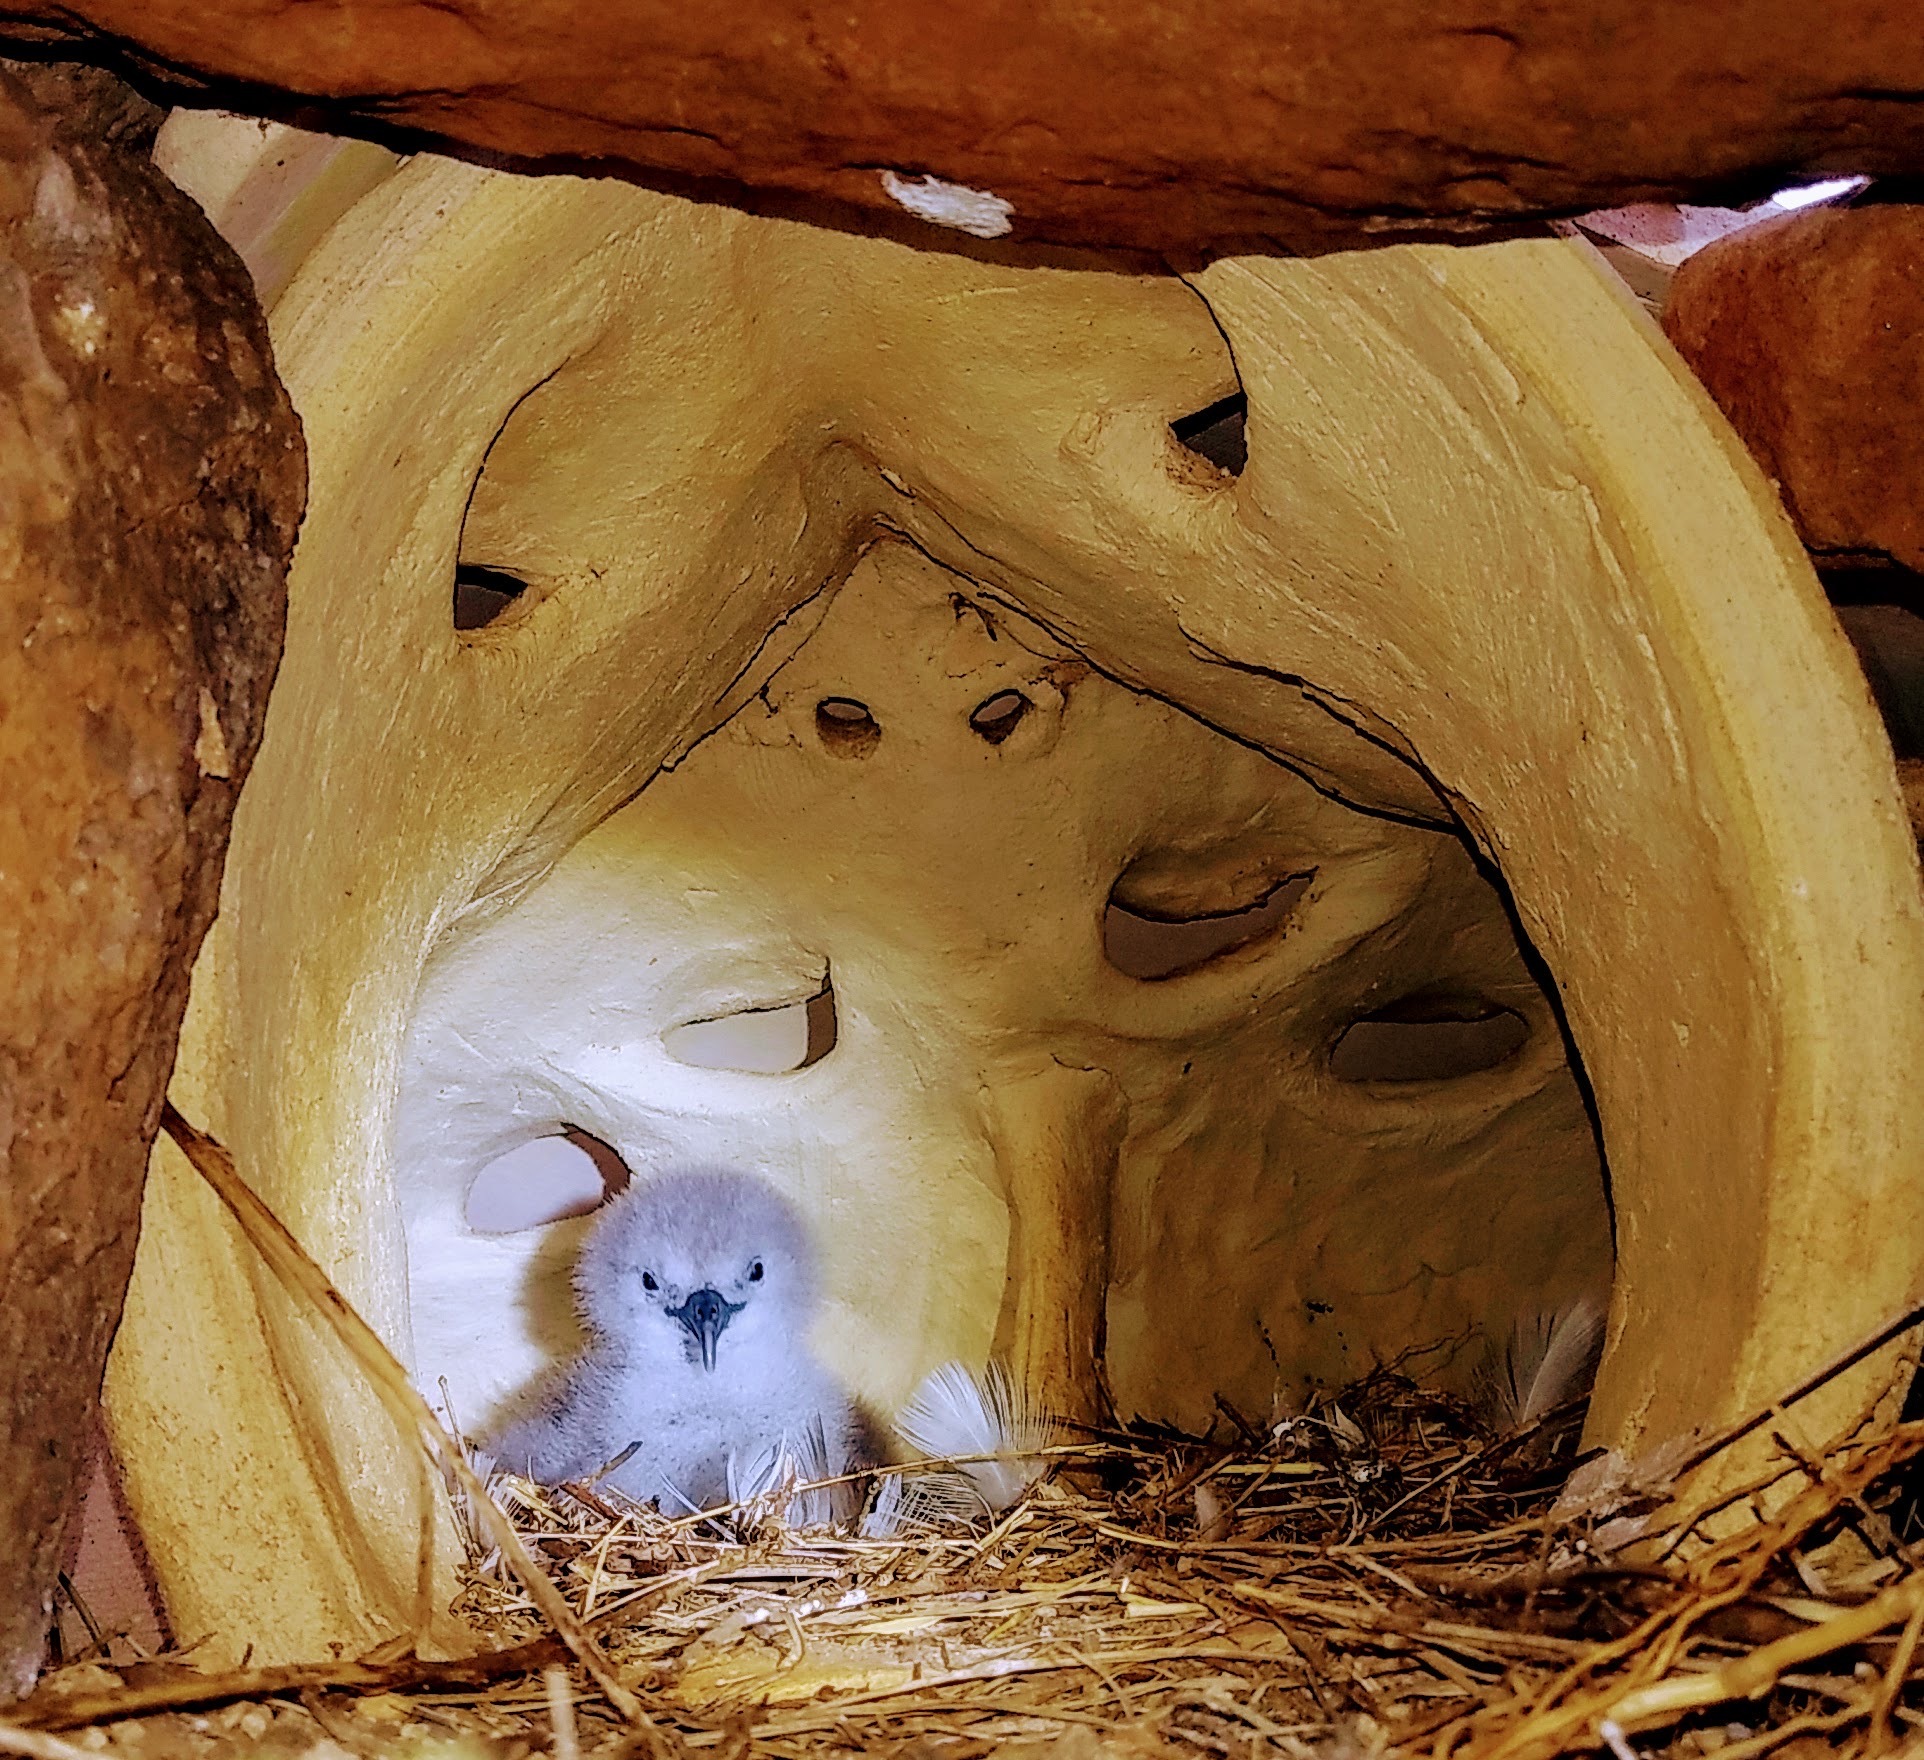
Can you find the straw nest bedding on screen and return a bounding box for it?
[14,1361,1924,1760]
[12,1115,1924,1760]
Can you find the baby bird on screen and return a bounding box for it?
[488,1169,857,1514]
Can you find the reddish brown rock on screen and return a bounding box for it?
[4,1,1924,255]
[1664,204,1924,573]
[0,68,300,1695]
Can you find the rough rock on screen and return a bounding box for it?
[2,1,1924,255]
[1664,204,1924,573]
[0,69,300,1696]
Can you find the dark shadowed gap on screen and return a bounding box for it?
[815,697,881,758]
[969,689,1032,744]
[454,562,530,630]
[1171,391,1248,476]
[1103,871,1311,981]
[1329,997,1531,1082]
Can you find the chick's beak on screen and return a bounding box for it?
[671,1286,744,1371]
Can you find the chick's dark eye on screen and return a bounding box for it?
[748,1260,764,1283]
[641,1271,659,1292]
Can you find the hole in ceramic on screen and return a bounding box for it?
[662,985,838,1073]
[1171,391,1248,477]
[968,689,1032,745]
[1329,998,1531,1083]
[1103,871,1313,981]
[464,1128,631,1234]
[453,562,530,631]
[815,697,882,758]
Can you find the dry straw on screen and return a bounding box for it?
[17,1107,1924,1758]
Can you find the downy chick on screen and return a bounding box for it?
[489,1168,857,1514]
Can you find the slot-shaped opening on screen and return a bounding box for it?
[815,697,882,758]
[453,562,530,631]
[463,1127,630,1234]
[1171,391,1248,477]
[662,985,838,1073]
[1329,997,1530,1083]
[1103,870,1312,981]
[968,689,1032,745]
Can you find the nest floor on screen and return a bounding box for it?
[15,1370,1924,1760]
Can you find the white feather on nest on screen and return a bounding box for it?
[889,1359,1055,1518]
[1480,1297,1608,1433]
[726,1416,856,1529]
[859,1463,991,1538]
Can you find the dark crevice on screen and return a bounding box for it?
[1816,555,1924,616]
[969,689,1032,744]
[1171,390,1248,476]
[1103,871,1312,981]
[804,986,839,1065]
[1329,997,1530,1083]
[454,562,530,630]
[1834,602,1924,758]
[815,697,882,758]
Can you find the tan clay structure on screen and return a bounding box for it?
[101,118,1924,1665]
[1662,203,1924,849]
[394,545,1608,1450]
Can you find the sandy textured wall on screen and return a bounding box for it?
[107,130,1924,1662]
[397,544,1606,1443]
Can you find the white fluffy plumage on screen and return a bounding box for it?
[1482,1297,1608,1432]
[892,1359,1053,1516]
[487,1169,859,1513]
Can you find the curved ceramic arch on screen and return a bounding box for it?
[110,121,1924,1662]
